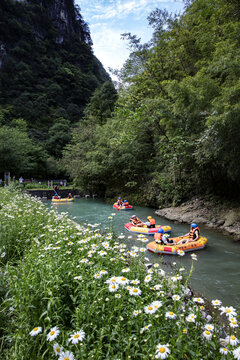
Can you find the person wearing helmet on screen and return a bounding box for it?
[130,215,144,227]
[154,228,173,245]
[178,223,200,244]
[146,216,156,228]
[117,197,123,206]
[124,199,129,206]
[68,193,73,199]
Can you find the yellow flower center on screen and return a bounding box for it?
[223,348,227,351]
[232,321,237,325]
[159,347,166,353]
[56,347,60,353]
[183,329,187,333]
[226,309,231,313]
[148,307,153,311]
[169,312,174,315]
[205,331,210,335]
[64,358,70,360]
[33,327,38,331]
[50,331,55,336]
[231,335,235,340]
[121,277,126,281]
[74,334,80,338]
[133,289,138,293]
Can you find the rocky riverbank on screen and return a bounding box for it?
[155,197,240,241]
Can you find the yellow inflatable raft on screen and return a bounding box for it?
[147,236,208,254]
[51,197,74,203]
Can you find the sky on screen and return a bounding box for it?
[75,0,185,74]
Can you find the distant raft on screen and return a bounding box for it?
[147,236,208,254]
[124,223,171,235]
[52,197,74,203]
[113,203,133,210]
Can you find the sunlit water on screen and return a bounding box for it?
[45,198,240,308]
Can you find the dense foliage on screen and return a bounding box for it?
[0,0,110,178]
[64,0,240,206]
[1,189,239,360]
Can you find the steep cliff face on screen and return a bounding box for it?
[0,0,109,131]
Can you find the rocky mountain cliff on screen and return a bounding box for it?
[0,0,111,178]
[0,0,109,128]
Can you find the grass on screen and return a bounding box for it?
[0,188,239,359]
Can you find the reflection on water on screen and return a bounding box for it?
[45,198,240,308]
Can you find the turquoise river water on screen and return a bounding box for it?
[45,198,240,308]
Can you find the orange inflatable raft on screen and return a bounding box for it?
[147,236,208,254]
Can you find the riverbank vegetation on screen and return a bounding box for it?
[64,0,240,206]
[0,189,239,359]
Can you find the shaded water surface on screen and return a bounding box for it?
[45,198,240,308]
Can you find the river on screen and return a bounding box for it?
[45,198,240,308]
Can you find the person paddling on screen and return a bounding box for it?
[178,223,200,244]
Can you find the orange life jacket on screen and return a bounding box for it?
[124,202,129,206]
[150,218,156,226]
[154,233,162,240]
[117,200,123,206]
[189,227,200,240]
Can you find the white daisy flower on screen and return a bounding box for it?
[193,297,204,304]
[186,314,196,323]
[47,326,60,341]
[204,324,214,331]
[131,279,140,285]
[30,326,42,336]
[219,347,228,356]
[129,251,138,257]
[177,250,185,256]
[155,344,171,359]
[94,273,102,279]
[211,299,222,307]
[172,294,180,301]
[106,277,117,284]
[153,263,159,268]
[129,287,142,296]
[115,294,121,299]
[226,335,239,346]
[154,284,162,290]
[220,306,237,318]
[144,305,156,314]
[133,310,142,316]
[230,319,238,328]
[233,347,240,360]
[122,268,130,273]
[139,248,147,252]
[152,300,162,310]
[203,330,212,340]
[165,311,177,319]
[80,258,89,263]
[179,267,185,272]
[53,343,63,356]
[100,270,108,275]
[191,253,197,260]
[140,324,152,333]
[117,277,129,286]
[59,350,75,360]
[98,250,107,256]
[69,329,85,344]
[109,283,119,292]
[144,275,152,283]
[74,276,82,280]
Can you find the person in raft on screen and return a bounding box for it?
[130,215,144,227]
[123,199,129,206]
[154,228,173,245]
[67,193,73,199]
[146,216,156,228]
[178,223,200,244]
[117,197,123,206]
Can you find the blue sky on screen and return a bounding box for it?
[75,0,185,72]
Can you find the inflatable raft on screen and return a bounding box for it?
[124,223,171,235]
[52,197,74,203]
[147,236,208,254]
[113,203,133,210]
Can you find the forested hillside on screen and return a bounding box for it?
[0,0,111,178]
[64,0,240,206]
